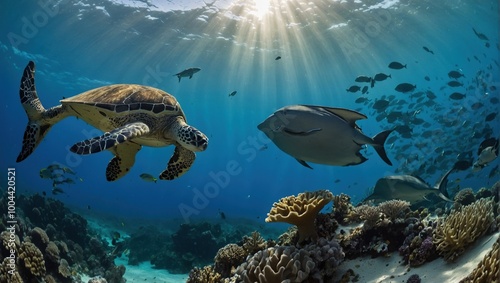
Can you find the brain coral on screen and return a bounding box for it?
[433,198,495,262]
[19,241,46,277]
[214,243,247,277]
[459,235,499,283]
[266,189,334,242]
[235,246,315,283]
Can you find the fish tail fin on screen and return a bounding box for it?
[435,168,455,202]
[404,64,407,68]
[17,61,63,162]
[372,129,393,166]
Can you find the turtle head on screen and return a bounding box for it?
[169,117,208,152]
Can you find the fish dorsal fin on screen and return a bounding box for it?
[304,105,367,126]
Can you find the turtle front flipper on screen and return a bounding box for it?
[159,145,195,180]
[106,142,142,181]
[70,122,149,154]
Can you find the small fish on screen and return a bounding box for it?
[259,145,268,151]
[52,187,65,195]
[63,178,76,184]
[395,83,416,93]
[87,205,91,210]
[449,92,466,100]
[219,210,226,220]
[472,28,489,41]
[42,191,46,196]
[346,85,361,93]
[355,75,372,83]
[275,56,281,60]
[174,67,201,82]
[448,70,464,79]
[374,73,391,81]
[140,173,158,183]
[62,167,76,175]
[39,168,52,179]
[424,76,430,81]
[388,62,406,69]
[447,81,463,87]
[334,179,341,183]
[361,86,369,94]
[423,46,434,54]
[228,91,237,97]
[485,113,497,122]
[47,164,62,171]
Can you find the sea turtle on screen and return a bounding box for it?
[16,61,208,181]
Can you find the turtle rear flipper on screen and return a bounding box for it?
[70,122,149,154]
[159,145,195,180]
[106,142,142,181]
[17,61,68,162]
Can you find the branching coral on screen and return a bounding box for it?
[352,205,380,229]
[266,190,334,242]
[214,243,247,277]
[18,241,46,277]
[434,198,495,262]
[242,231,267,256]
[378,200,410,222]
[187,265,222,283]
[333,194,354,224]
[459,235,499,283]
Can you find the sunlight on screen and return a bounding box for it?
[253,0,270,18]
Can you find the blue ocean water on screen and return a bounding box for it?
[0,0,499,228]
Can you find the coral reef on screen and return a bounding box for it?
[406,274,421,283]
[459,235,499,283]
[234,246,314,282]
[434,198,495,261]
[242,231,267,256]
[453,188,476,207]
[0,193,126,283]
[265,189,334,242]
[18,242,46,277]
[378,200,410,222]
[187,265,222,283]
[233,237,344,283]
[214,244,247,277]
[332,194,355,225]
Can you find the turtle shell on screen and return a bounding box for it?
[62,84,183,117]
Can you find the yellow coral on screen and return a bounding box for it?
[242,231,266,255]
[434,198,495,262]
[187,265,222,283]
[19,241,46,277]
[266,189,333,242]
[459,235,499,283]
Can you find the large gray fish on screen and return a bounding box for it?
[174,67,201,82]
[257,105,393,169]
[362,161,468,204]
